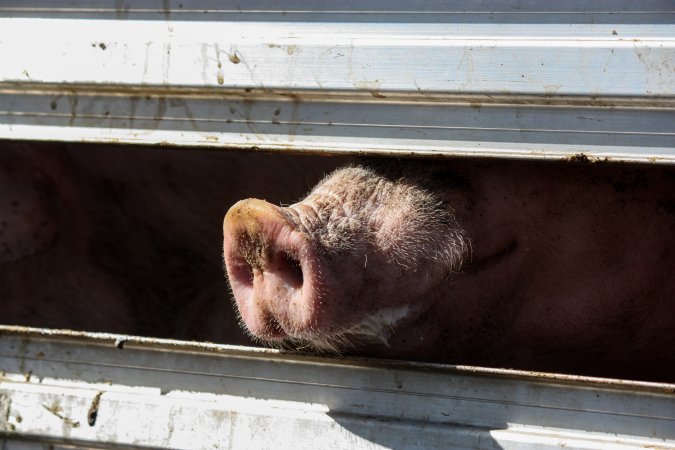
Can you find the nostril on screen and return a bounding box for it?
[231,262,255,288]
[279,251,304,289]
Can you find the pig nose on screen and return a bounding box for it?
[223,199,313,339]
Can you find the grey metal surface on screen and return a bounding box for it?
[0,326,674,449]
[0,1,674,162]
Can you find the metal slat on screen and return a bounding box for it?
[1,4,674,448]
[0,327,673,449]
[0,1,673,161]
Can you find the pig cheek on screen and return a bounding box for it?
[0,182,58,264]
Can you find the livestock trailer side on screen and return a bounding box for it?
[0,1,674,448]
[1,326,674,449]
[1,1,673,162]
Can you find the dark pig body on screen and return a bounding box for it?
[0,141,341,344]
[224,160,675,382]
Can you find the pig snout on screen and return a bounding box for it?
[223,198,320,340]
[223,166,471,353]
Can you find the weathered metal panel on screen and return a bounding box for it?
[0,3,674,448]
[0,327,673,449]
[0,1,673,162]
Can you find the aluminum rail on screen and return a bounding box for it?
[0,326,674,449]
[0,1,674,162]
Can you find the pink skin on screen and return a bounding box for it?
[223,200,437,346]
[223,161,675,381]
[223,199,316,338]
[224,165,468,353]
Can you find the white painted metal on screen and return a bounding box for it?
[0,1,673,161]
[0,327,674,449]
[0,3,674,448]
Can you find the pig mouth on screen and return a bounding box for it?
[298,304,415,352]
[241,304,416,355]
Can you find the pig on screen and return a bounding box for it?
[3,140,674,382]
[223,159,675,382]
[0,141,342,345]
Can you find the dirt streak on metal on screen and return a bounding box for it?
[41,401,80,428]
[3,82,673,108]
[87,391,104,426]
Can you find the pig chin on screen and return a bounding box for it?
[304,304,418,353]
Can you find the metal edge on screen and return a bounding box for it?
[1,325,673,395]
